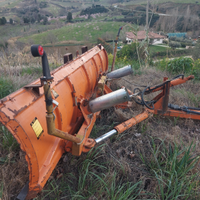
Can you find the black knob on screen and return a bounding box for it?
[31,44,44,57]
[31,44,53,81]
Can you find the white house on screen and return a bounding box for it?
[126,31,167,45]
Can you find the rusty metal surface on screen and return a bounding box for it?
[162,81,170,114]
[63,53,73,64]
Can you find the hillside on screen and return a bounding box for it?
[17,21,126,44]
[0,0,200,48]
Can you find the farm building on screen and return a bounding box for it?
[126,31,166,45]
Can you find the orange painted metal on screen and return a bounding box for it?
[114,110,149,134]
[144,75,200,121]
[0,45,108,199]
[145,75,194,94]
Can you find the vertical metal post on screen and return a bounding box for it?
[113,39,114,55]
[111,26,123,71]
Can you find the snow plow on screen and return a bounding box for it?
[0,44,200,199]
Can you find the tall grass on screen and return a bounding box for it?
[0,48,62,99]
[140,138,200,200]
[37,144,142,200]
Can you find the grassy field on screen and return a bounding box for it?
[0,23,64,44]
[0,0,199,11]
[149,45,169,53]
[18,21,127,44]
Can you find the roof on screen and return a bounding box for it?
[126,31,166,40]
[167,33,187,38]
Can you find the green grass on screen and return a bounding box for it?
[149,45,169,54]
[0,24,60,42]
[0,125,20,165]
[6,0,22,8]
[140,138,200,200]
[0,182,3,199]
[0,0,20,7]
[37,144,142,199]
[0,77,14,99]
[44,4,60,17]
[34,135,200,199]
[18,21,126,44]
[171,86,200,108]
[0,125,19,152]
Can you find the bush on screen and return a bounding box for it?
[192,59,200,80]
[107,53,113,66]
[155,58,169,71]
[169,41,181,49]
[175,37,184,42]
[0,17,6,25]
[80,5,108,15]
[166,57,193,74]
[184,39,193,45]
[117,43,145,61]
[192,40,200,60]
[169,36,176,41]
[151,49,191,59]
[39,2,48,8]
[67,12,72,22]
[181,43,186,48]
[163,40,168,44]
[122,11,129,15]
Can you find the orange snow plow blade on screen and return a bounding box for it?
[0,45,108,199]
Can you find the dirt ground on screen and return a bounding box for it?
[1,67,200,199]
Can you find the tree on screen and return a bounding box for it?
[23,17,30,24]
[47,33,58,44]
[0,17,7,25]
[37,14,42,23]
[0,38,8,48]
[169,41,181,49]
[2,17,6,24]
[67,12,72,22]
[43,16,48,25]
[9,18,13,24]
[117,42,145,61]
[30,17,35,24]
[192,39,200,60]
